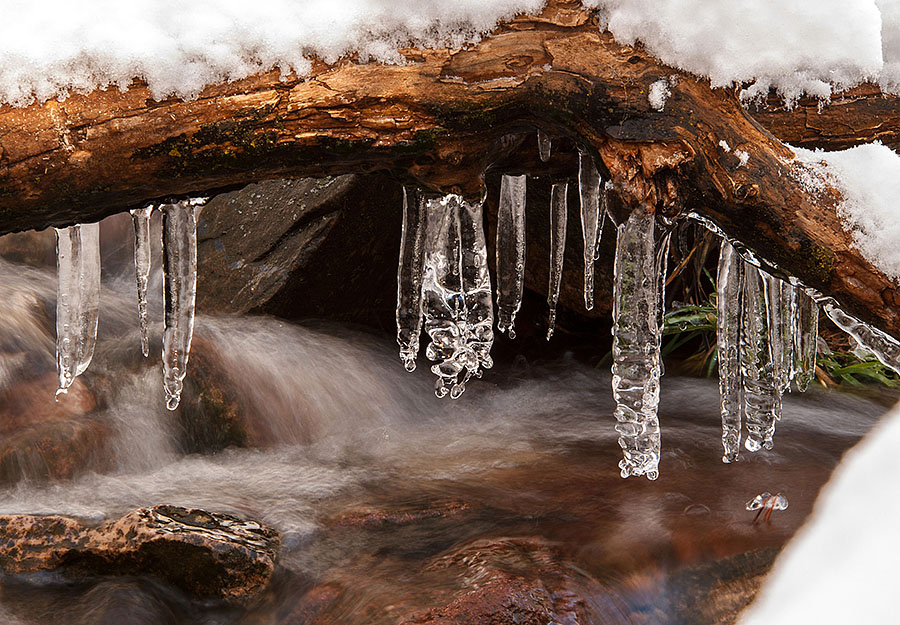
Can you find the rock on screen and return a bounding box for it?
[330,500,471,530]
[177,337,249,453]
[196,175,403,329]
[0,230,56,268]
[401,537,593,625]
[0,374,110,484]
[0,505,280,603]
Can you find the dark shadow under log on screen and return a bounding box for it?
[0,0,898,337]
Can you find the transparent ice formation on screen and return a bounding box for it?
[716,240,744,463]
[611,207,667,480]
[763,273,794,393]
[746,491,789,523]
[162,201,199,411]
[793,290,819,391]
[396,188,427,371]
[55,222,101,396]
[578,149,602,311]
[822,301,900,376]
[742,265,781,451]
[131,205,154,358]
[546,182,568,340]
[422,194,494,399]
[495,174,527,338]
[537,129,551,162]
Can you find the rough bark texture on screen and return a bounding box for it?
[0,0,898,335]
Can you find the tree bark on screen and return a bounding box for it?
[0,0,898,336]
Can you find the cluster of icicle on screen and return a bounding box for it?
[395,138,609,401]
[54,199,204,411]
[395,131,900,480]
[715,241,818,462]
[694,214,900,464]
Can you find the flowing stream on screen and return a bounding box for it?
[0,241,891,624]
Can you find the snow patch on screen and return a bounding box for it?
[2,1,900,107]
[648,78,670,111]
[793,142,900,281]
[719,140,732,152]
[739,399,900,625]
[0,0,545,106]
[584,0,889,105]
[734,149,749,167]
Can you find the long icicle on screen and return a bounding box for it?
[822,302,900,376]
[458,197,495,387]
[742,264,781,451]
[131,205,154,357]
[578,150,601,311]
[396,188,427,371]
[537,129,551,162]
[55,222,101,396]
[611,207,666,480]
[495,174,527,338]
[794,290,819,391]
[423,194,494,399]
[547,182,568,340]
[716,240,744,463]
[162,201,199,411]
[763,272,793,394]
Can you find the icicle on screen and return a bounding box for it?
[161,201,198,411]
[55,223,101,396]
[598,182,611,260]
[495,174,527,338]
[546,182,568,340]
[422,194,494,399]
[716,240,744,463]
[131,205,154,358]
[741,264,781,451]
[537,129,551,162]
[396,188,427,371]
[762,273,793,393]
[578,150,601,311]
[611,207,666,480]
[822,302,900,376]
[746,492,789,523]
[793,291,819,391]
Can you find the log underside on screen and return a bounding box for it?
[0,0,898,336]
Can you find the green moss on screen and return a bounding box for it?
[801,242,836,284]
[132,115,283,176]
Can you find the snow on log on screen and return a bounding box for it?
[0,0,898,338]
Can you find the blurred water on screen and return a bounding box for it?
[0,223,891,624]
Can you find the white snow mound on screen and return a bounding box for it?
[0,0,544,106]
[585,0,899,105]
[793,142,900,282]
[739,398,900,624]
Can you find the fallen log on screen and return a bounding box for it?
[0,0,897,335]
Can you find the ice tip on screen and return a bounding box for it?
[54,387,69,401]
[165,395,181,411]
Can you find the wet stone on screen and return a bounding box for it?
[0,505,280,603]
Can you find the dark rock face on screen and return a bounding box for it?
[0,506,280,603]
[197,175,403,330]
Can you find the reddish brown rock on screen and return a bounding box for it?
[403,538,594,625]
[0,373,109,484]
[331,500,471,530]
[0,505,280,603]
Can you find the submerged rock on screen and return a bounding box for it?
[0,505,280,603]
